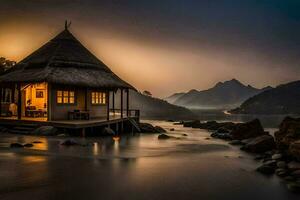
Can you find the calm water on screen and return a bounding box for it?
[0,120,299,200]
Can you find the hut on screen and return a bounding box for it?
[0,23,139,132]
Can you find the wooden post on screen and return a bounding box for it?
[106,90,110,121]
[120,89,123,118]
[84,88,88,111]
[12,84,15,103]
[112,91,115,114]
[47,83,51,121]
[126,89,129,117]
[17,83,21,120]
[0,87,2,117]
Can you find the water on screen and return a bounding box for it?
[0,120,299,200]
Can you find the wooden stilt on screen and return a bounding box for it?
[112,91,115,115]
[17,83,21,120]
[0,87,2,116]
[120,89,123,118]
[106,90,110,121]
[126,89,129,117]
[81,128,86,137]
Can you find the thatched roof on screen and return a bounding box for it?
[0,27,135,90]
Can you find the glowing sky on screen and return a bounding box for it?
[0,0,300,97]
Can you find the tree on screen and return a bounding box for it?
[142,90,152,97]
[0,57,16,74]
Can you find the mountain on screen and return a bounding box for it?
[167,79,272,109]
[164,92,185,104]
[230,80,300,114]
[115,91,197,120]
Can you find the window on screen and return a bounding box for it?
[91,92,106,105]
[57,90,75,104]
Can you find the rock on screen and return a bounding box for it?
[33,126,58,136]
[256,165,275,175]
[10,143,23,148]
[32,141,43,144]
[274,117,300,152]
[275,169,288,177]
[288,161,300,171]
[205,137,210,140]
[231,119,266,140]
[154,126,167,133]
[182,134,188,136]
[287,182,300,193]
[139,123,166,133]
[61,139,79,146]
[264,160,277,167]
[289,140,300,161]
[211,132,232,140]
[102,127,116,135]
[284,176,296,181]
[217,127,230,133]
[254,155,264,160]
[277,161,287,168]
[272,153,283,160]
[229,140,243,145]
[57,134,68,137]
[158,134,171,140]
[183,120,201,128]
[241,135,276,153]
[170,128,175,131]
[23,143,33,148]
[291,170,300,178]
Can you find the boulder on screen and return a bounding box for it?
[154,126,167,133]
[183,120,201,128]
[158,134,171,140]
[211,132,232,140]
[217,127,230,133]
[139,123,166,133]
[277,161,287,168]
[61,139,79,146]
[241,135,276,153]
[32,141,43,144]
[291,170,300,178]
[256,165,275,175]
[229,140,243,145]
[182,133,188,136]
[274,117,300,151]
[33,126,58,136]
[23,143,34,148]
[272,153,283,160]
[230,119,266,140]
[102,127,115,135]
[10,143,24,148]
[170,128,175,131]
[288,161,300,171]
[289,140,300,161]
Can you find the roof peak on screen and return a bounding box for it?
[64,20,72,30]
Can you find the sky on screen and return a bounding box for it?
[0,0,300,97]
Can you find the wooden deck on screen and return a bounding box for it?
[0,115,138,129]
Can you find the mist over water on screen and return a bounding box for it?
[0,120,299,200]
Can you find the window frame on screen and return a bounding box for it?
[91,91,106,105]
[56,90,76,105]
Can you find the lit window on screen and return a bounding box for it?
[91,92,106,105]
[57,90,75,104]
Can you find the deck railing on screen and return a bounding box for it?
[110,109,140,118]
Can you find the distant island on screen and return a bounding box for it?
[230,80,300,115]
[165,79,272,110]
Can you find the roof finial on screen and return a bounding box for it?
[64,20,72,30]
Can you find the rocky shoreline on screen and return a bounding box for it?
[175,117,300,193]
